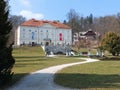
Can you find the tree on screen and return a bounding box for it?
[67,9,95,33]
[0,0,15,85]
[94,15,120,36]
[63,20,67,24]
[9,15,26,30]
[9,15,26,44]
[83,14,94,30]
[101,31,120,56]
[116,13,120,33]
[67,9,81,34]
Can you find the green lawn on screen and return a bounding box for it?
[9,46,120,90]
[54,60,120,90]
[9,46,83,87]
[72,47,97,55]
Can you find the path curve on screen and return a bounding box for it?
[8,58,99,90]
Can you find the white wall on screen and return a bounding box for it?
[16,26,20,45]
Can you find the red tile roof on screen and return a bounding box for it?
[21,19,71,29]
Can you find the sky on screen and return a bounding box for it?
[9,0,120,22]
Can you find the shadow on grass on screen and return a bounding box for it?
[14,56,47,63]
[1,73,28,89]
[14,62,45,67]
[54,73,120,89]
[100,56,120,61]
[15,58,47,63]
[14,56,45,59]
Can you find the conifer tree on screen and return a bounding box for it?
[101,31,120,56]
[0,0,15,85]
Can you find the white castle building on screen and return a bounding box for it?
[15,19,72,46]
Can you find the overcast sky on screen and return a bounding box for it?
[9,0,120,21]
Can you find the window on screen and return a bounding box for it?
[23,34,25,38]
[46,30,48,38]
[23,29,25,31]
[32,32,35,40]
[22,29,25,38]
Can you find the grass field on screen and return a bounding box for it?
[54,59,120,90]
[6,46,120,90]
[9,46,83,87]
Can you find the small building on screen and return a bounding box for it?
[73,29,100,47]
[79,29,97,40]
[15,19,72,46]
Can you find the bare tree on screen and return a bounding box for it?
[9,15,26,30]
[9,15,26,44]
[67,9,81,34]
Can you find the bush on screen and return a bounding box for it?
[100,31,120,56]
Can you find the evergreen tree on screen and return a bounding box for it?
[0,0,15,85]
[89,14,93,25]
[63,20,67,24]
[101,31,120,56]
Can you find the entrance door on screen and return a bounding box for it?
[45,42,49,46]
[32,42,35,46]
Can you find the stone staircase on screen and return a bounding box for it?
[44,45,72,55]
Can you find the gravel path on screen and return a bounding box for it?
[8,58,99,90]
